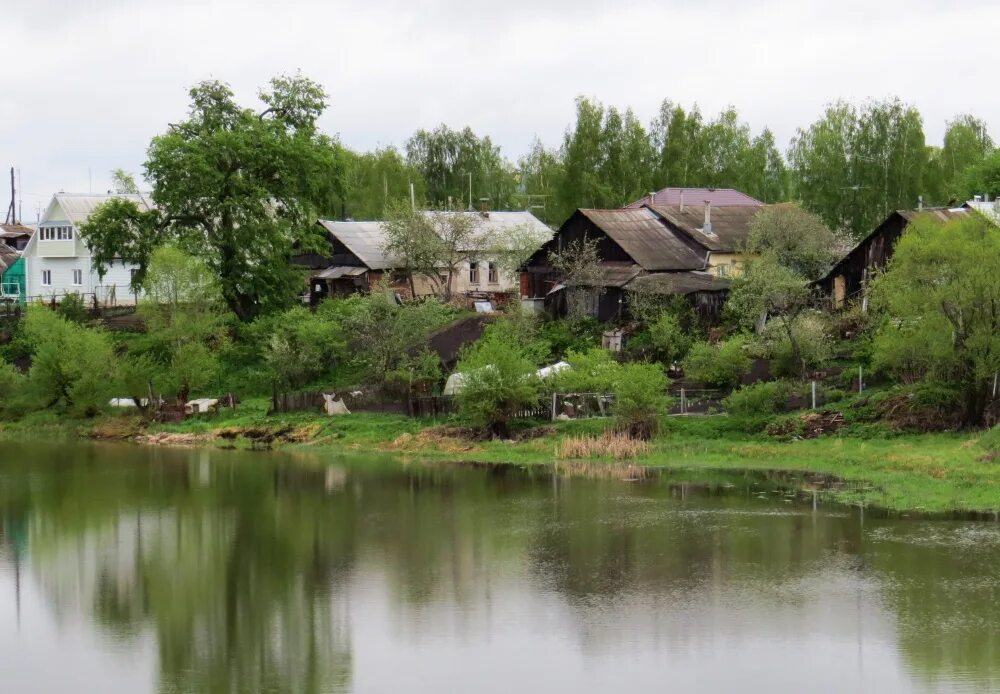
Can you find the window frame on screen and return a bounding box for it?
[41,269,52,286]
[469,261,480,285]
[487,262,498,284]
[72,269,83,286]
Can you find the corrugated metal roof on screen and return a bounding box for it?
[626,187,763,209]
[50,193,154,225]
[319,210,551,270]
[578,208,707,271]
[626,271,730,295]
[650,204,760,253]
[317,220,398,270]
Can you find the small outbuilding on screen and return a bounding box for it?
[816,208,971,307]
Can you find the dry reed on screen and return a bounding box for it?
[555,431,650,461]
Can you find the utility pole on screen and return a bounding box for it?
[4,167,15,224]
[467,172,473,211]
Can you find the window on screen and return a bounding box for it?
[41,270,52,286]
[469,262,480,284]
[40,225,73,241]
[715,264,731,278]
[72,269,83,286]
[487,262,498,284]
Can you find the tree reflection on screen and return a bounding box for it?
[5,444,1000,691]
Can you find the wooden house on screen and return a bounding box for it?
[649,203,762,277]
[816,208,971,307]
[307,211,550,305]
[521,199,763,322]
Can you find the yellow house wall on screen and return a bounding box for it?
[707,252,750,277]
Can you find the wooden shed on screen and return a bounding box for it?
[816,208,970,307]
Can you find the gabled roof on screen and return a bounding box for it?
[318,210,552,271]
[577,207,707,271]
[819,208,971,284]
[626,187,763,209]
[47,193,154,225]
[649,204,761,253]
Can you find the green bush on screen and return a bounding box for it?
[0,360,25,417]
[612,362,671,439]
[23,308,115,416]
[648,312,691,365]
[259,306,345,390]
[56,293,89,323]
[456,321,544,437]
[682,336,751,389]
[536,317,601,360]
[723,381,791,417]
[756,312,832,377]
[550,348,621,393]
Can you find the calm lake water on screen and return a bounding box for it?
[1,442,999,693]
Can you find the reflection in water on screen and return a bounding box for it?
[1,442,1000,692]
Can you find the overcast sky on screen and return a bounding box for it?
[3,0,998,221]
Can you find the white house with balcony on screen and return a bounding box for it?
[22,193,152,305]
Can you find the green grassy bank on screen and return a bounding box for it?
[0,399,995,515]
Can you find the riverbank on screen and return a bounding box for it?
[1,400,994,515]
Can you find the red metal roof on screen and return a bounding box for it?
[626,187,763,209]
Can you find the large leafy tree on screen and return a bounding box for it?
[927,115,995,202]
[958,150,1000,202]
[82,74,338,320]
[744,204,846,281]
[337,146,427,220]
[789,98,928,238]
[871,213,1000,425]
[517,138,567,225]
[405,125,517,209]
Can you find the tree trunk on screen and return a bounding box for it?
[963,380,989,428]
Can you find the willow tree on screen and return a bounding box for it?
[82,74,338,320]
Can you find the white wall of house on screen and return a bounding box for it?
[22,194,142,305]
[453,257,517,294]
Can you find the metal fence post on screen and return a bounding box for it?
[551,392,557,421]
[811,381,817,410]
[680,388,686,415]
[858,366,864,394]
